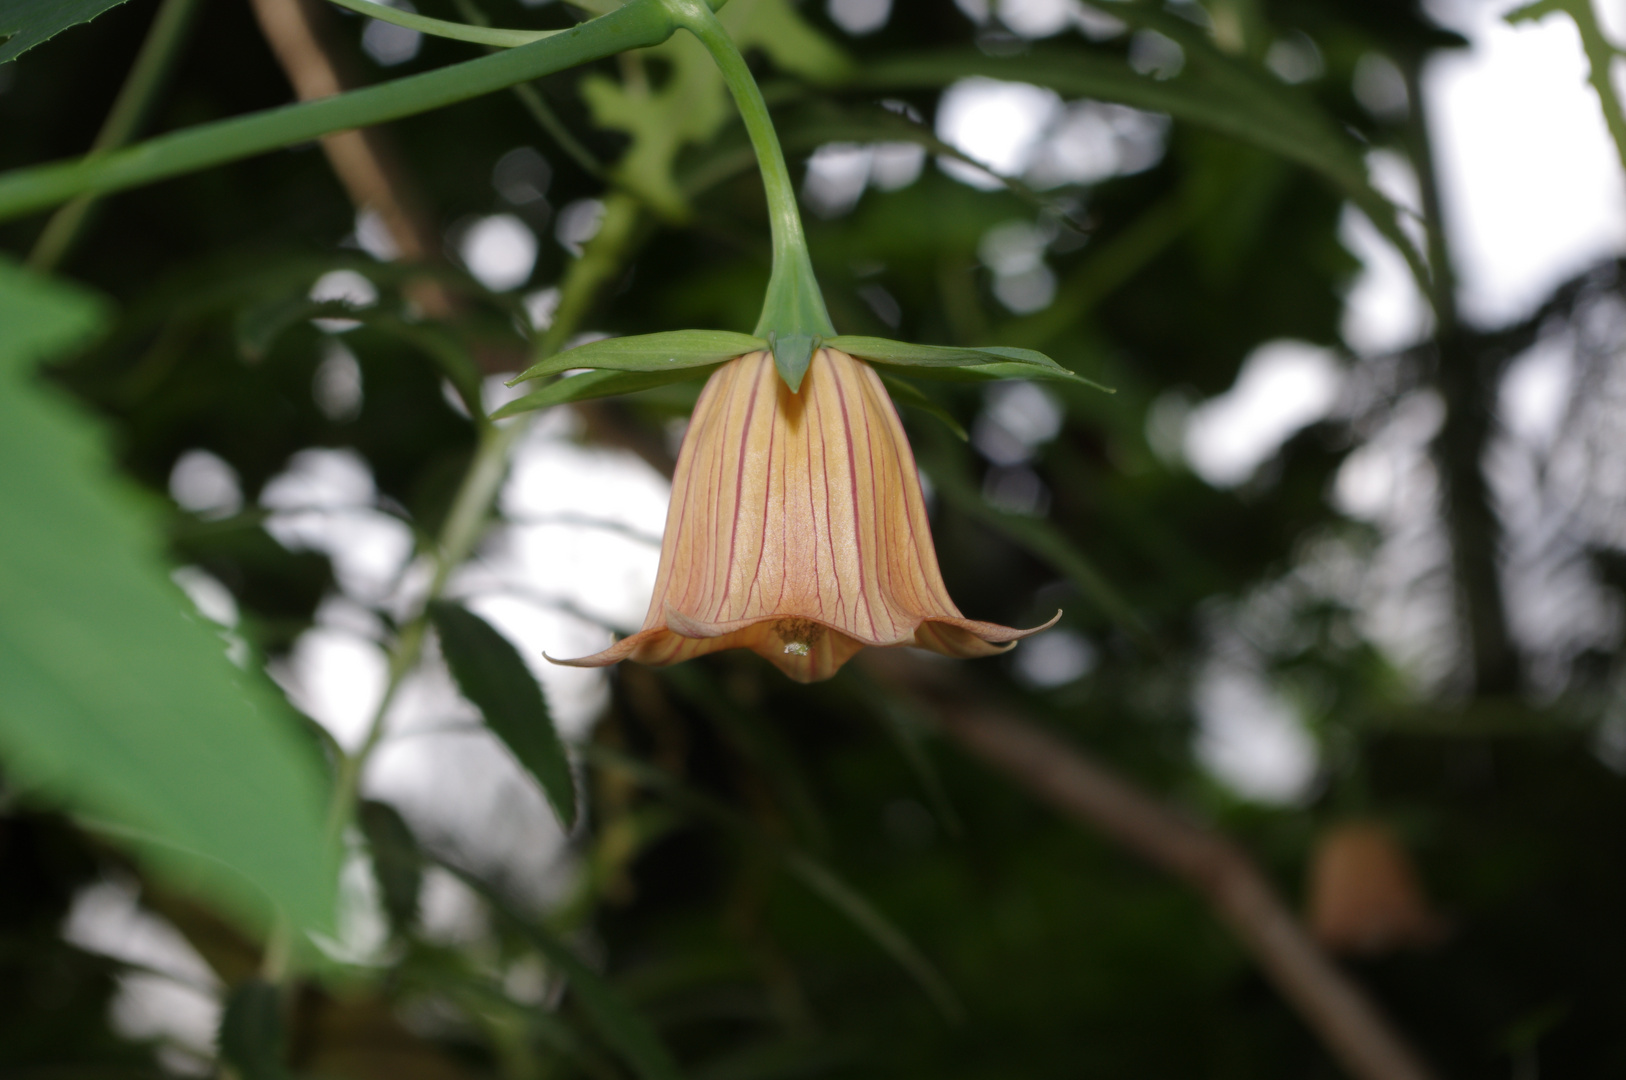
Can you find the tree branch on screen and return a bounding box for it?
[870,655,1439,1080]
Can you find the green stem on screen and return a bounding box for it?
[319,193,646,866]
[26,0,203,271]
[450,0,608,178]
[325,0,557,48]
[321,421,521,851]
[664,0,833,345]
[0,0,677,223]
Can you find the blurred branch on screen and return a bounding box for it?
[26,0,203,272]
[1399,51,1517,694]
[249,0,456,316]
[869,653,1439,1080]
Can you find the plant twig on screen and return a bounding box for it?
[249,0,456,316]
[870,654,1440,1080]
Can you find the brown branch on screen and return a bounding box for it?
[871,655,1439,1080]
[249,0,456,317]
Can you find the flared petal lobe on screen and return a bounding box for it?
[554,348,1058,681]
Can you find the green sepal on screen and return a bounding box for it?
[771,331,817,393]
[829,335,1113,391]
[877,374,968,441]
[828,334,1054,369]
[490,366,719,419]
[510,329,763,383]
[901,361,1113,392]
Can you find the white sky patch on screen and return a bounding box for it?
[63,880,221,1064]
[1012,627,1097,687]
[261,448,415,603]
[276,621,389,752]
[1340,205,1433,356]
[804,143,874,218]
[168,448,242,518]
[828,0,891,35]
[309,269,377,333]
[1500,332,1575,448]
[936,78,1062,189]
[460,214,539,292]
[361,0,421,66]
[1426,2,1626,327]
[1194,662,1318,804]
[999,0,1082,38]
[1183,341,1344,488]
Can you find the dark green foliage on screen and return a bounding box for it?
[219,980,286,1080]
[431,599,578,829]
[360,799,424,937]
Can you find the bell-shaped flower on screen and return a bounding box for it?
[552,346,1058,682]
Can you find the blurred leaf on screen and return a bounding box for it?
[917,427,1154,653]
[0,0,134,63]
[878,374,968,441]
[359,800,423,936]
[581,33,734,218]
[0,260,336,932]
[491,366,718,418]
[720,0,850,84]
[429,600,577,829]
[580,0,848,216]
[515,329,764,381]
[218,979,286,1080]
[579,744,965,1022]
[846,671,964,838]
[440,861,687,1080]
[861,48,1428,290]
[661,665,830,849]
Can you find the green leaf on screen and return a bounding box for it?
[0,0,134,63]
[359,799,423,936]
[0,259,336,933]
[513,329,763,382]
[828,335,995,368]
[439,862,687,1080]
[831,336,1114,391]
[897,361,1114,392]
[217,979,286,1080]
[490,366,719,419]
[428,600,577,829]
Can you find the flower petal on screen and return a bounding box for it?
[911,610,1063,659]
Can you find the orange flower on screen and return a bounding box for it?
[553,347,1058,682]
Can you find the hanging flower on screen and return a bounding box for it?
[1306,821,1446,955]
[550,346,1059,682]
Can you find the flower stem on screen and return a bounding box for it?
[665,0,835,352]
[325,0,557,48]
